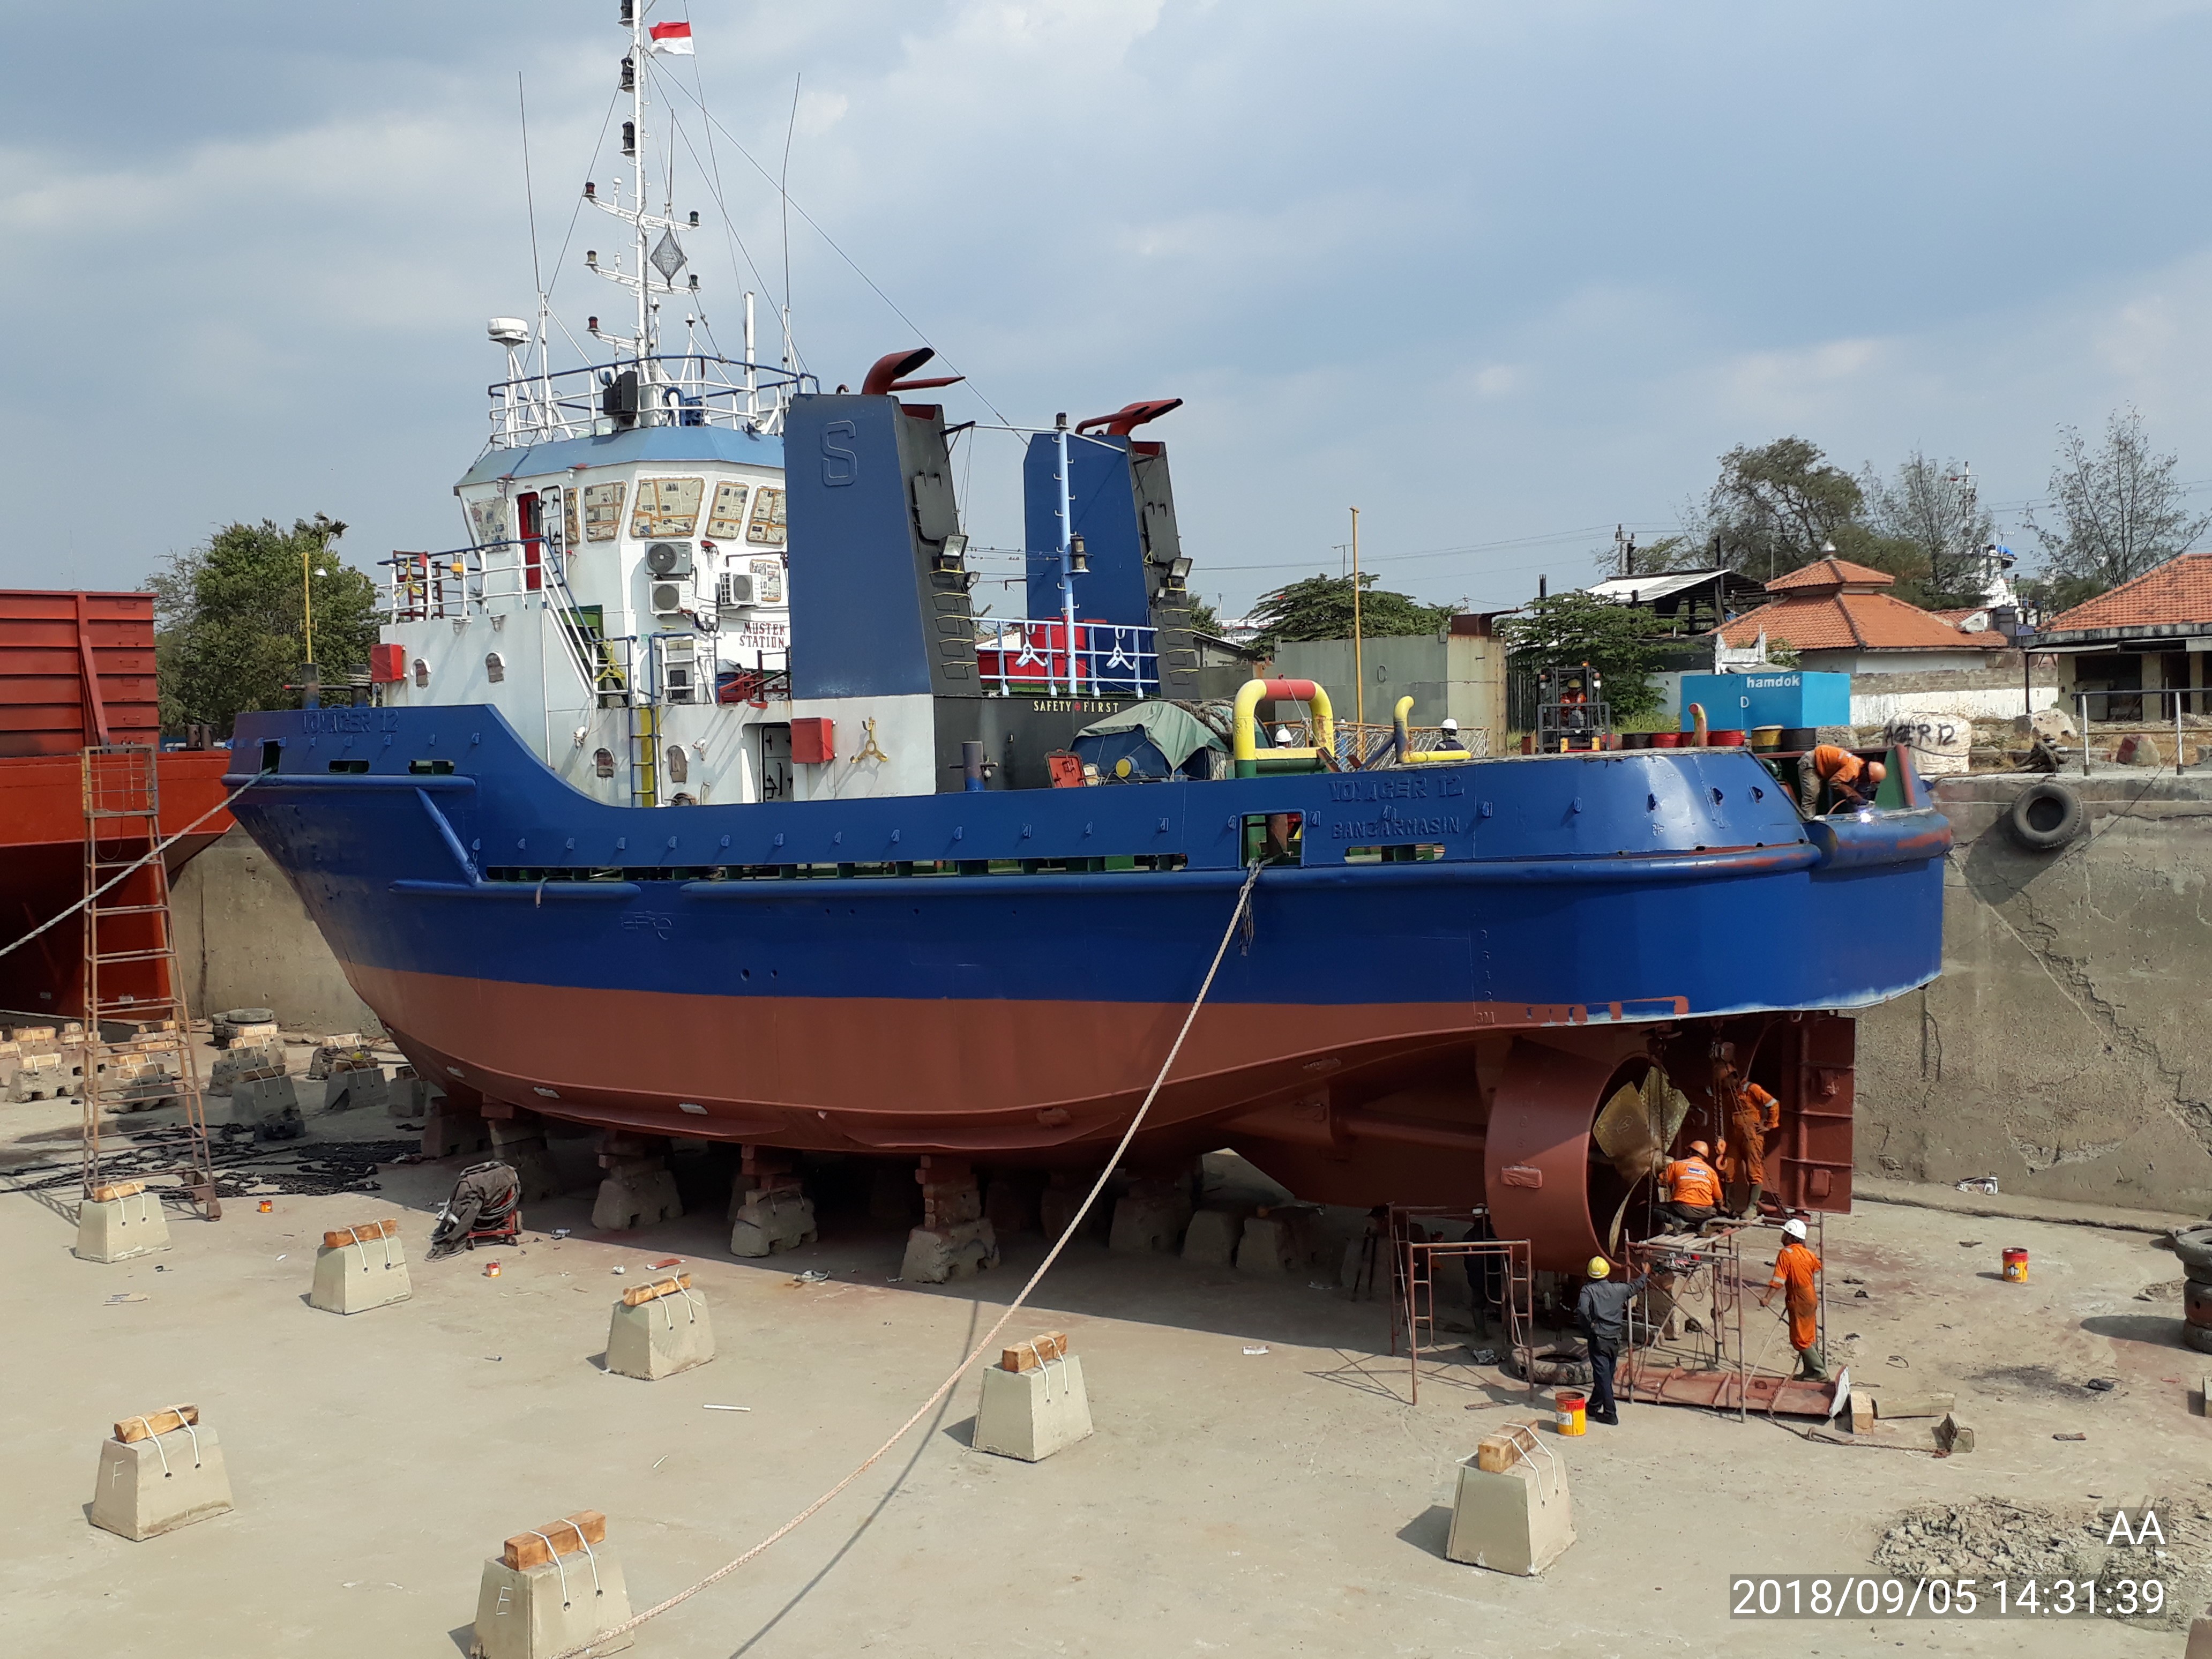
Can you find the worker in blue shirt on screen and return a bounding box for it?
[1575,1256,1649,1425]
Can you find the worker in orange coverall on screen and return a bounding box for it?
[1759,1216,1825,1380]
[1656,1140,1724,1233]
[1796,744,1886,815]
[1715,1059,1781,1219]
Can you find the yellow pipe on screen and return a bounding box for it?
[1392,692,1473,765]
[1234,677,1335,776]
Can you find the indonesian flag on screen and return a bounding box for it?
[648,20,694,54]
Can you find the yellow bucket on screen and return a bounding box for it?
[1555,1391,1587,1435]
[2002,1247,2028,1283]
[1750,725,1785,751]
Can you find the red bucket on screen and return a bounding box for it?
[1650,731,1684,748]
[1708,729,1746,746]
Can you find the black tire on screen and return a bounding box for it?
[2173,1225,2212,1277]
[2006,781,2084,851]
[2186,1321,2212,1356]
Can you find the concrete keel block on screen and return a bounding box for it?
[89,1425,234,1541]
[424,1111,492,1161]
[728,1187,816,1257]
[231,1074,303,1138]
[900,1218,1000,1284]
[74,1191,172,1262]
[469,1548,633,1659]
[1237,1213,1318,1275]
[1109,1187,1191,1254]
[591,1170,682,1232]
[309,1235,413,1314]
[1444,1454,1575,1575]
[974,1356,1094,1461]
[324,1068,390,1113]
[504,1141,561,1204]
[606,1290,715,1380]
[1180,1208,1246,1268]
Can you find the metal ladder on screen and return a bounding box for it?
[627,701,660,809]
[78,745,219,1215]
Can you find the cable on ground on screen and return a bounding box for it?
[549,860,1267,1658]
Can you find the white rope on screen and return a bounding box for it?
[170,1404,202,1469]
[0,774,262,964]
[549,861,1266,1658]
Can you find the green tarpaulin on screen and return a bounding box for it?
[1077,701,1229,770]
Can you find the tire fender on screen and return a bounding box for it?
[2005,781,2083,851]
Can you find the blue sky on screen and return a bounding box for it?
[6,2,2212,616]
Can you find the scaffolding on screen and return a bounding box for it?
[1619,1212,1828,1418]
[1384,1205,1536,1406]
[78,745,219,1216]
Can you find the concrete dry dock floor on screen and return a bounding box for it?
[0,1163,2203,1659]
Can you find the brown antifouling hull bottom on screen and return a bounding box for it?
[362,963,1854,1273]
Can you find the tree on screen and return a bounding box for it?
[1862,453,1997,608]
[1497,592,1670,723]
[150,514,377,735]
[1688,436,1921,583]
[1245,571,1454,655]
[2023,409,2211,597]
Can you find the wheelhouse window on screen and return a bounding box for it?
[631,476,705,539]
[746,487,787,545]
[467,497,509,548]
[707,481,751,541]
[582,481,626,542]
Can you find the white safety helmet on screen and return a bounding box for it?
[1273,726,1294,745]
[1440,717,1460,733]
[1781,1217,1807,1240]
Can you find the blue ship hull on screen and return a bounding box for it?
[227,704,1946,1268]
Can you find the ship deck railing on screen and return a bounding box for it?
[973,618,1161,699]
[1274,718,1491,768]
[485,354,813,449]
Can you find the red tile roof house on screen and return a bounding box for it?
[1713,558,2058,728]
[2039,550,2212,728]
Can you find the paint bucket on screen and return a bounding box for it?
[1650,731,1684,748]
[257,1199,273,1214]
[485,1261,502,1279]
[2001,1247,2029,1283]
[1555,1391,1587,1435]
[1750,725,1784,751]
[1709,729,1746,747]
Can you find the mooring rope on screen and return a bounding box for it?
[550,860,1266,1657]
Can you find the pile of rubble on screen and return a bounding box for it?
[1874,1496,2209,1630]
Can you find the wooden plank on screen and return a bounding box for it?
[1000,1331,1070,1371]
[621,1273,692,1307]
[114,1404,198,1443]
[502,1511,608,1571]
[323,1219,399,1249]
[88,1180,145,1202]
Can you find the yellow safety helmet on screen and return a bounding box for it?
[1586,1256,1611,1279]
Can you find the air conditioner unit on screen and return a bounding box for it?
[646,541,694,578]
[649,580,686,615]
[718,571,753,608]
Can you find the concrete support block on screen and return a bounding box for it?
[208,1043,286,1094]
[974,1356,1094,1461]
[1182,1208,1247,1268]
[323,1067,389,1114]
[901,1218,1000,1283]
[1038,1173,1102,1242]
[232,1074,303,1140]
[1237,1210,1321,1275]
[500,1140,561,1204]
[728,1186,816,1257]
[487,1114,545,1147]
[469,1549,633,1659]
[309,1234,412,1315]
[424,1110,492,1161]
[388,1075,439,1120]
[1445,1452,1575,1575]
[1109,1183,1191,1254]
[606,1289,715,1380]
[74,1190,172,1263]
[90,1425,235,1541]
[591,1169,682,1232]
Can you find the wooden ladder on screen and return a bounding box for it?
[78,744,219,1216]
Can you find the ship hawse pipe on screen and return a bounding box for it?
[1234,677,1334,778]
[1688,701,1709,746]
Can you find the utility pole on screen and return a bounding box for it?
[1349,506,1364,736]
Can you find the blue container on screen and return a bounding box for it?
[1679,671,1850,734]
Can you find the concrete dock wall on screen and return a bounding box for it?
[1857,770,2212,1215]
[171,826,380,1036]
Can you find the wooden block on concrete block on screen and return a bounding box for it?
[115,1405,199,1444]
[1002,1332,1069,1372]
[1474,1422,1547,1473]
[1446,1454,1575,1576]
[323,1218,400,1249]
[88,1180,145,1203]
[620,1273,693,1307]
[1873,1391,1957,1420]
[502,1511,607,1572]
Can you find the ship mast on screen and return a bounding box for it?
[629,1,648,360]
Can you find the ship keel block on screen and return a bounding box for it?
[901,1219,999,1283]
[606,1287,714,1381]
[309,1230,413,1315]
[974,1354,1094,1462]
[74,1186,171,1262]
[728,1187,816,1257]
[1445,1451,1575,1576]
[469,1549,633,1659]
[89,1423,234,1541]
